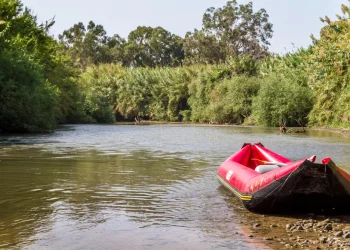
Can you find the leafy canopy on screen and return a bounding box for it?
[184,0,273,64]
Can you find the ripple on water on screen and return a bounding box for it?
[0,125,349,250]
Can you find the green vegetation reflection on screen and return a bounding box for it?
[0,148,207,248]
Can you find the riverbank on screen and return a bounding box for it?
[115,121,350,139]
[242,212,350,250]
[311,127,350,139]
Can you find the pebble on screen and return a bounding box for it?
[253,223,261,228]
[247,217,350,250]
[304,223,313,229]
[343,232,350,239]
[334,231,343,237]
[319,236,328,243]
[324,223,333,231]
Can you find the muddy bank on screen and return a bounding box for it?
[241,212,350,250]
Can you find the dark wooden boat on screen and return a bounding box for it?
[217,143,350,213]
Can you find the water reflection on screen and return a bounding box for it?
[0,125,349,249]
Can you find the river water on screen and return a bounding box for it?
[0,125,349,250]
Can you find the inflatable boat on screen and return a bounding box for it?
[217,143,350,213]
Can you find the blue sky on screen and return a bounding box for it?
[22,0,347,54]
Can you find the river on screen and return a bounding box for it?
[0,125,349,249]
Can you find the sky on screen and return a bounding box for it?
[21,0,348,54]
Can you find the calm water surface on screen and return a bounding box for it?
[0,125,349,250]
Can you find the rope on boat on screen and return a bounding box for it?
[270,166,301,210]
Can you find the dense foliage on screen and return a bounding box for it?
[184,1,273,64]
[307,5,350,127]
[1,0,349,133]
[0,0,58,132]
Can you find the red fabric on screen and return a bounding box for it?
[322,158,331,165]
[242,159,305,193]
[218,143,306,194]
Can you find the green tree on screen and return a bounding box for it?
[124,26,184,67]
[306,4,350,127]
[79,64,125,123]
[184,0,273,64]
[59,21,122,69]
[0,0,58,132]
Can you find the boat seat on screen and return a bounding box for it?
[255,165,280,174]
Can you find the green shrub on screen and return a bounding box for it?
[187,64,233,122]
[208,76,261,123]
[0,51,57,132]
[252,75,313,127]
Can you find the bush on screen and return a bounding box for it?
[79,64,124,123]
[252,75,313,127]
[208,76,261,123]
[187,64,233,122]
[0,51,57,132]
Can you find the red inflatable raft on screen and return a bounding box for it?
[217,143,350,213]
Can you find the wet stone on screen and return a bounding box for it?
[324,223,333,231]
[334,231,343,237]
[343,232,350,239]
[304,223,313,229]
[253,223,261,228]
[319,236,328,243]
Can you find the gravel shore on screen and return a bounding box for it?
[241,212,350,250]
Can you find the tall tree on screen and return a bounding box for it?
[0,0,58,132]
[184,0,273,64]
[59,21,123,69]
[124,26,184,67]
